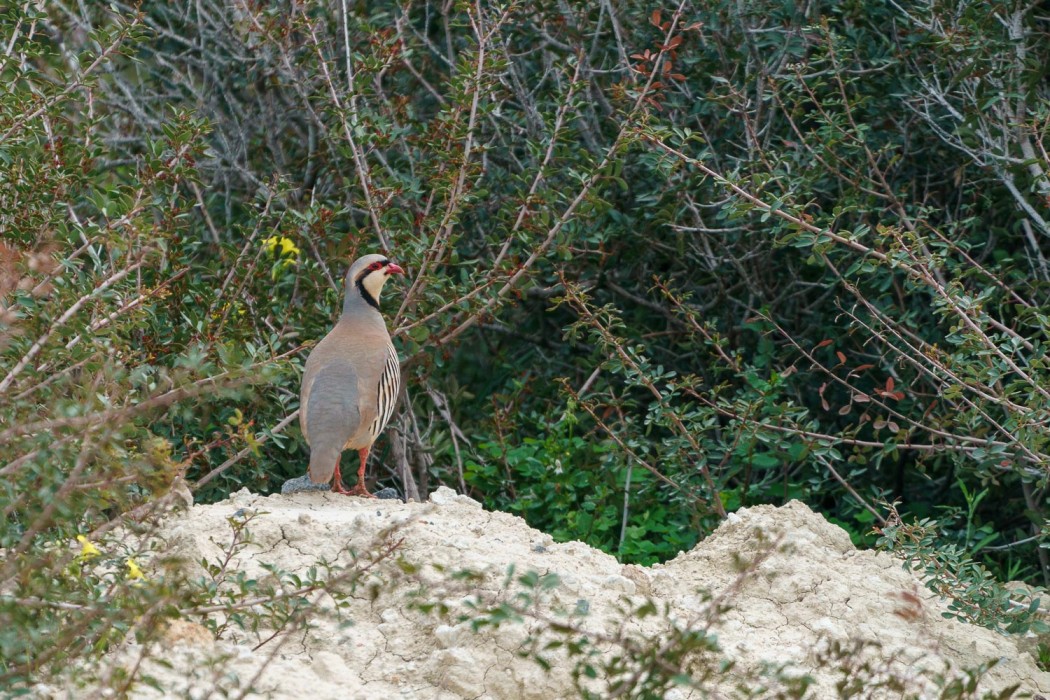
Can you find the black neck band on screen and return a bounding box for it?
[356,276,380,311]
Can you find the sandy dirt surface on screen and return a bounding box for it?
[72,487,1049,698]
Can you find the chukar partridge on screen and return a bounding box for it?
[299,254,404,497]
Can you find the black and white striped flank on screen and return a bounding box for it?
[369,342,401,439]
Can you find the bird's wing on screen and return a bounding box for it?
[302,359,362,483]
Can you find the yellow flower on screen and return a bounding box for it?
[125,558,146,580]
[76,535,100,560]
[263,235,300,258]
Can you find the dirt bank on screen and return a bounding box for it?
[89,488,1048,698]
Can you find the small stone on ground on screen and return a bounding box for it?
[281,475,330,494]
[280,477,401,500]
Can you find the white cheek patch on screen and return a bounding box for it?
[362,269,387,303]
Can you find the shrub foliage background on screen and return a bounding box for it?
[2,0,1050,688]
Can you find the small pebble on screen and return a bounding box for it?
[281,475,330,494]
[282,477,402,499]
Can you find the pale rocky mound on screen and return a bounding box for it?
[114,488,1046,699]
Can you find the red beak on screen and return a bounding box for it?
[386,262,405,275]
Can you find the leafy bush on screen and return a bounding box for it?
[877,507,1048,635]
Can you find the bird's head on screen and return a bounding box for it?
[346,253,405,312]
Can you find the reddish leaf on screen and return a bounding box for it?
[852,363,875,373]
[835,351,846,365]
[892,391,905,401]
[630,53,647,60]
[650,10,661,26]
[670,73,686,81]
[885,376,895,392]
[663,61,672,74]
[668,35,683,48]
[819,382,829,411]
[815,339,833,349]
[853,393,870,403]
[838,404,852,415]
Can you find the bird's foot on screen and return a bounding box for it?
[343,482,377,499]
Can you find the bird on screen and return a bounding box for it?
[299,253,404,497]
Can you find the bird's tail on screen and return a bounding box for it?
[308,444,341,486]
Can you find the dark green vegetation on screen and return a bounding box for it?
[2,0,1049,690]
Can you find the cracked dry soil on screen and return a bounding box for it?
[120,488,1048,699]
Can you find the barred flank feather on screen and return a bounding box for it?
[370,342,401,439]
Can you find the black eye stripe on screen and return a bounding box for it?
[357,260,388,280]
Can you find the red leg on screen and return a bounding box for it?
[331,456,350,494]
[346,447,376,498]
